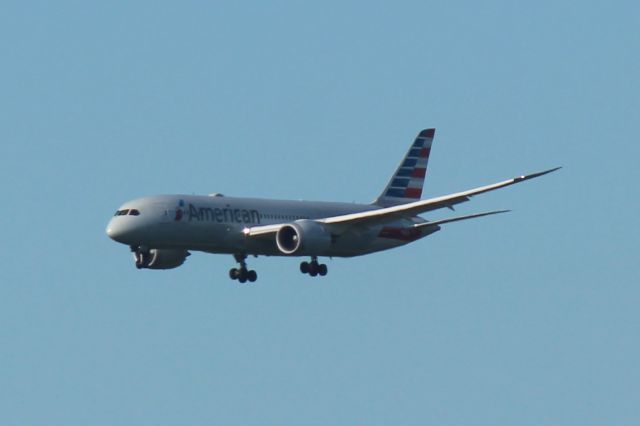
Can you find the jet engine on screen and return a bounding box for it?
[276,220,332,255]
[134,249,190,269]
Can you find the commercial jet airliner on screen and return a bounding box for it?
[106,128,559,282]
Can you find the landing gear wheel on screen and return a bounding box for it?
[309,266,318,277]
[133,247,151,269]
[318,264,328,276]
[229,268,239,280]
[301,257,328,277]
[229,254,258,283]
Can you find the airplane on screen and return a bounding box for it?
[106,128,559,283]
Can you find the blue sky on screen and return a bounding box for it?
[1,1,638,425]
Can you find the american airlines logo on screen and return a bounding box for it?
[175,199,185,221]
[180,200,261,224]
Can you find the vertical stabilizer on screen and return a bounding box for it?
[374,128,435,207]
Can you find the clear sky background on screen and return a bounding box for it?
[1,1,638,425]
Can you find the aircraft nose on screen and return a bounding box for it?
[106,224,116,239]
[106,219,131,243]
[106,221,120,241]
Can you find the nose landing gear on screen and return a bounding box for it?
[300,257,328,277]
[229,254,258,283]
[131,246,151,269]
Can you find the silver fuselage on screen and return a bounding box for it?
[106,194,433,257]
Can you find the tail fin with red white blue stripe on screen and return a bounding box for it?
[373,128,435,207]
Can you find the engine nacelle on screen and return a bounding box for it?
[136,249,190,269]
[276,220,332,256]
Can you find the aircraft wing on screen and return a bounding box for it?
[242,223,283,237]
[318,167,560,228]
[243,167,560,237]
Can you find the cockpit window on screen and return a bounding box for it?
[114,209,130,216]
[129,209,140,216]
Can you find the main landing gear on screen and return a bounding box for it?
[300,257,328,277]
[229,254,257,283]
[228,255,328,282]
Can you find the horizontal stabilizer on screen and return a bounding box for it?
[414,210,510,229]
